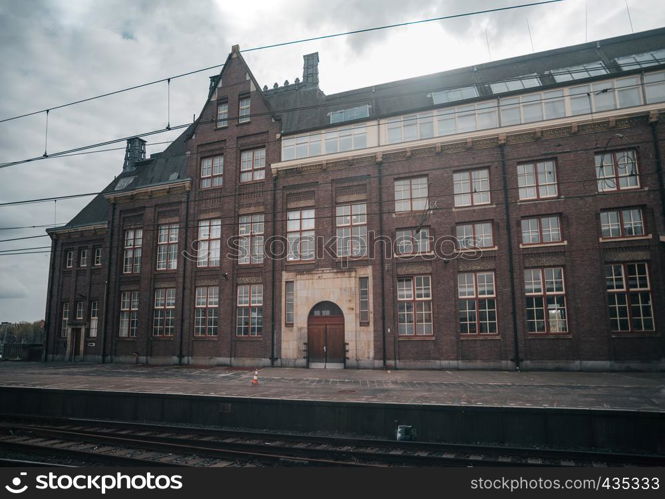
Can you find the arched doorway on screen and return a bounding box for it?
[307,301,345,368]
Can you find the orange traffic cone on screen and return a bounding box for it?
[251,369,259,386]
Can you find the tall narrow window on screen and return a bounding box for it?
[65,251,73,269]
[517,160,558,200]
[119,291,139,337]
[395,177,428,212]
[152,288,176,336]
[397,276,432,335]
[94,247,102,266]
[521,215,562,245]
[156,223,179,270]
[217,102,228,127]
[239,214,264,264]
[458,272,497,334]
[605,263,654,332]
[236,284,263,336]
[453,169,490,207]
[595,150,639,192]
[76,301,85,320]
[336,203,367,257]
[195,286,219,336]
[600,208,645,238]
[456,222,494,249]
[240,148,265,182]
[79,249,88,267]
[61,303,69,337]
[238,96,251,123]
[287,209,315,261]
[123,229,142,274]
[395,227,431,254]
[89,301,98,338]
[197,219,221,267]
[359,277,370,325]
[285,281,295,326]
[200,155,224,188]
[524,268,568,333]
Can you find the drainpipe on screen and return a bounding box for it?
[178,189,191,365]
[270,174,278,366]
[43,235,57,362]
[100,202,116,364]
[377,161,387,368]
[499,142,521,370]
[649,119,665,225]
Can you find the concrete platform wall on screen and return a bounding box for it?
[0,387,662,455]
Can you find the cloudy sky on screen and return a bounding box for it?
[0,0,664,323]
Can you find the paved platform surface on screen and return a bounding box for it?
[0,362,663,412]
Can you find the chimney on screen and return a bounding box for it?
[123,137,146,172]
[302,52,319,87]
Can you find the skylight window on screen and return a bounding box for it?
[615,49,665,70]
[489,74,541,94]
[329,105,370,124]
[550,62,607,82]
[431,86,478,104]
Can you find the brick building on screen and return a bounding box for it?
[45,28,665,369]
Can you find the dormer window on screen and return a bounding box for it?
[329,105,370,124]
[431,86,478,104]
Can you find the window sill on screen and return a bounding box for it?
[527,333,572,339]
[457,246,497,253]
[599,234,651,243]
[234,335,263,340]
[155,269,178,273]
[193,336,219,340]
[398,335,435,341]
[393,209,430,217]
[238,262,265,268]
[516,197,559,204]
[519,241,567,249]
[459,334,501,340]
[151,336,175,340]
[395,252,435,258]
[239,178,266,185]
[215,124,228,130]
[116,337,136,341]
[596,186,646,195]
[237,120,251,126]
[452,203,495,212]
[611,331,658,338]
[201,185,224,191]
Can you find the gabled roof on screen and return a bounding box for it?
[265,27,665,135]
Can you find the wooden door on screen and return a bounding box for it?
[325,324,345,363]
[307,324,327,363]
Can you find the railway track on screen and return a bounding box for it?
[0,417,662,467]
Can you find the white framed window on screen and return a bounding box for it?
[238,96,250,123]
[605,262,654,332]
[236,284,263,336]
[517,160,558,200]
[284,281,295,326]
[217,102,228,127]
[119,291,139,337]
[152,288,176,336]
[89,301,98,338]
[453,169,490,207]
[458,271,497,335]
[600,208,645,238]
[79,249,88,267]
[61,303,69,337]
[238,213,264,264]
[240,148,265,182]
[336,203,367,257]
[524,267,568,334]
[456,222,494,249]
[521,215,562,245]
[595,150,640,192]
[200,155,223,188]
[359,277,370,326]
[197,219,221,267]
[395,177,428,212]
[94,247,102,266]
[195,286,219,336]
[76,301,85,320]
[156,223,179,270]
[65,250,74,269]
[287,209,315,261]
[395,227,431,254]
[123,229,142,274]
[397,275,432,336]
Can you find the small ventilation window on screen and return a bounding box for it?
[489,74,540,94]
[329,105,370,124]
[615,49,665,70]
[115,176,135,190]
[549,62,607,82]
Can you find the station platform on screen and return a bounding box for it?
[0,362,663,412]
